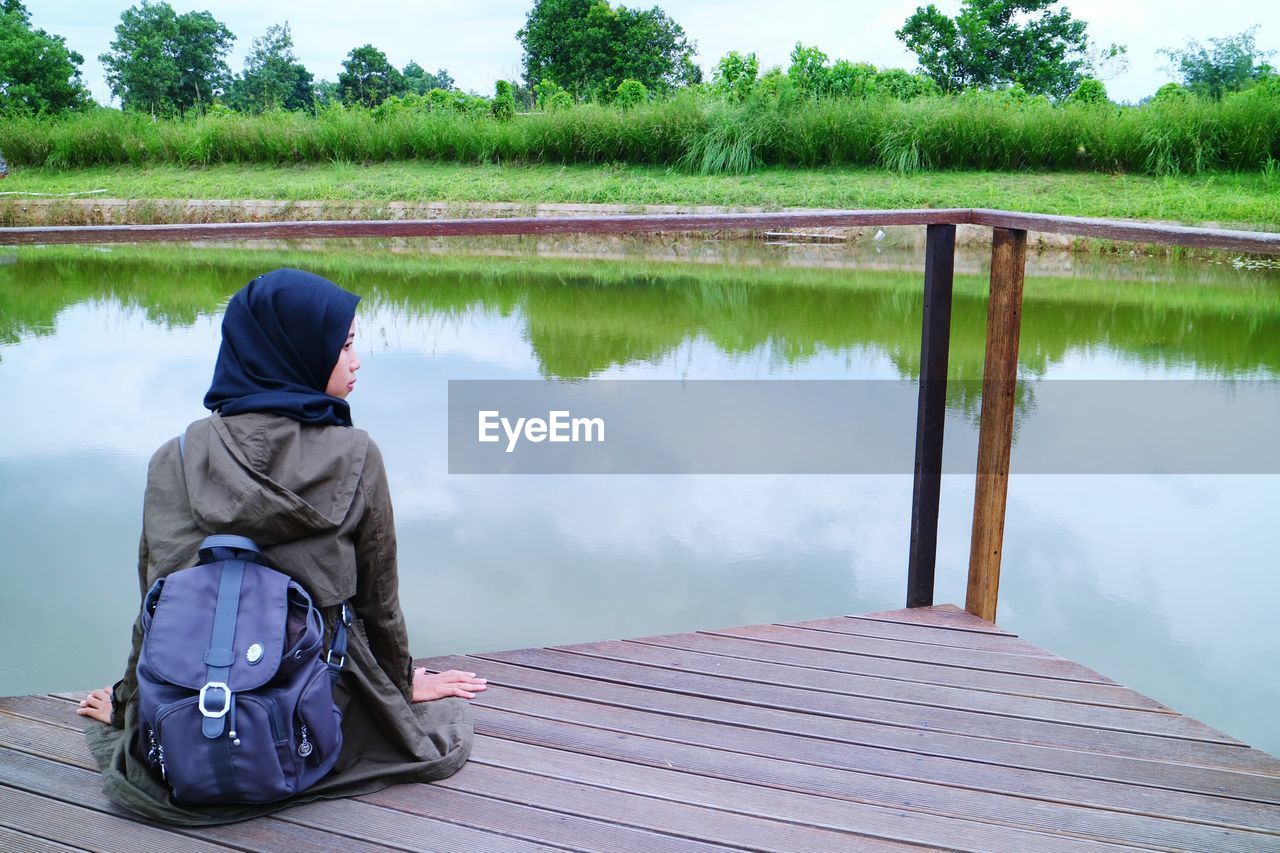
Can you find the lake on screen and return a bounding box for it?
[1,236,1276,756]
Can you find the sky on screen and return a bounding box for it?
[26,1,1280,105]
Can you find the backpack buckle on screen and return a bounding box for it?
[198,681,232,718]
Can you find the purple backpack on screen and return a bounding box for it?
[135,534,350,804]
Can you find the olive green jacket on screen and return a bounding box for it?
[85,412,472,825]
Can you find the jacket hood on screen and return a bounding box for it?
[180,412,369,546]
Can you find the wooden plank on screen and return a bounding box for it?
[458,649,1263,767]
[633,631,1167,714]
[3,208,1276,255]
[603,637,1217,738]
[972,209,1280,256]
[699,625,1170,709]
[12,660,1280,840]
[470,735,1125,853]
[0,209,973,247]
[462,677,1280,828]
[0,696,87,731]
[0,826,85,853]
[470,707,1276,852]
[281,795,562,853]
[803,616,1059,657]
[48,693,85,703]
[42,649,1280,806]
[858,604,1015,635]
[0,784,228,853]
[0,717,551,853]
[438,762,913,852]
[0,712,97,769]
[907,223,957,609]
[967,226,1027,623]
[0,747,399,853]
[361,783,731,853]
[709,623,1116,683]
[12,597,1280,853]
[423,655,1280,801]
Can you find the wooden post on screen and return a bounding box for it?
[906,224,956,608]
[966,227,1027,623]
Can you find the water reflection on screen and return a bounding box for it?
[0,242,1276,756]
[4,242,1278,381]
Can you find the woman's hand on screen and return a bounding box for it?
[413,668,487,702]
[76,686,114,724]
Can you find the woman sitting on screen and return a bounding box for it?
[78,268,485,824]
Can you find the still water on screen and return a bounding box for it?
[1,238,1276,756]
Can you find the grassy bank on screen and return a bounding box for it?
[4,161,1279,227]
[3,91,1278,176]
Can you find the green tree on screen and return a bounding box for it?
[1068,77,1108,105]
[1150,82,1188,104]
[711,51,758,102]
[0,0,91,114]
[99,1,234,117]
[226,23,313,112]
[754,66,796,104]
[517,0,699,99]
[872,68,941,100]
[787,43,830,97]
[312,78,340,107]
[533,78,564,108]
[402,61,455,94]
[337,44,405,107]
[896,0,1101,100]
[1159,27,1276,100]
[614,78,647,108]
[827,60,877,99]
[492,79,516,120]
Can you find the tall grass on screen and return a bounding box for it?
[3,89,1277,175]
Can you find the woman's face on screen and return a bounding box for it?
[325,318,360,399]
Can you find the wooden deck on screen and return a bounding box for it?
[2,604,1277,851]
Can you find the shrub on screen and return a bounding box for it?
[787,43,830,98]
[827,61,877,99]
[1152,83,1189,104]
[547,90,574,111]
[1069,78,1109,105]
[712,51,758,103]
[534,79,564,110]
[872,69,939,101]
[491,80,516,121]
[753,67,799,108]
[615,79,648,109]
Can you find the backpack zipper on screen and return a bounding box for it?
[145,725,167,780]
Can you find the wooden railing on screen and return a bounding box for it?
[5,209,1277,623]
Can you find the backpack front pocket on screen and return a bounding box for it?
[153,693,293,804]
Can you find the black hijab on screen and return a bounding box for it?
[204,269,361,426]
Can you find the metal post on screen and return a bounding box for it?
[966,227,1027,623]
[906,224,956,608]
